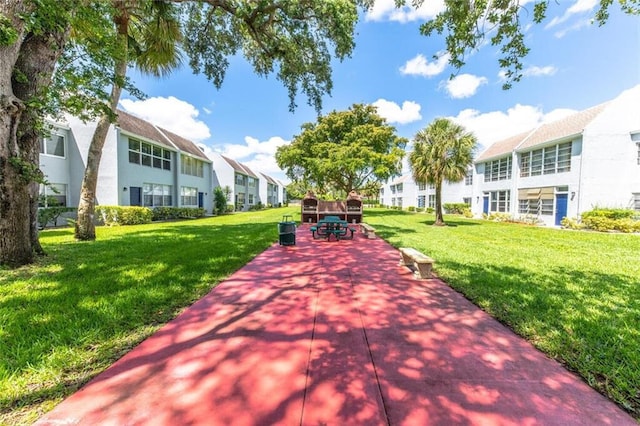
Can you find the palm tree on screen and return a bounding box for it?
[409,118,477,226]
[75,0,182,240]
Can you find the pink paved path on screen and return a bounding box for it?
[36,224,635,425]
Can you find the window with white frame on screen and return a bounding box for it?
[248,194,254,205]
[489,190,510,212]
[397,197,403,208]
[39,183,67,207]
[180,186,198,206]
[418,182,426,190]
[40,133,65,157]
[428,194,435,208]
[520,143,572,177]
[417,195,425,208]
[632,133,640,164]
[248,177,256,188]
[633,193,640,211]
[517,187,554,216]
[483,156,512,182]
[235,174,246,186]
[396,183,403,193]
[129,139,171,170]
[143,183,172,207]
[464,170,473,185]
[463,197,471,206]
[180,156,204,177]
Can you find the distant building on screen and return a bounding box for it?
[380,85,640,225]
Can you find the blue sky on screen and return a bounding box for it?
[119,0,639,182]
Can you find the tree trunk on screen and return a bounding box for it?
[434,180,445,226]
[74,31,128,240]
[0,2,66,267]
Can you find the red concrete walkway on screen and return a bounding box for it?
[35,224,635,425]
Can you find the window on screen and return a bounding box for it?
[519,153,530,177]
[143,183,172,207]
[39,183,67,207]
[380,188,384,196]
[397,197,403,208]
[428,194,436,208]
[489,190,510,212]
[391,197,396,206]
[540,199,553,215]
[248,194,254,205]
[40,134,65,157]
[129,139,171,170]
[637,143,640,165]
[633,193,640,211]
[236,192,245,209]
[484,156,512,182]
[235,174,246,186]
[520,143,572,177]
[631,133,640,165]
[417,195,426,208]
[396,183,403,194]
[463,197,471,206]
[180,156,204,177]
[518,187,554,216]
[248,177,256,188]
[464,170,473,186]
[418,182,426,191]
[180,186,197,207]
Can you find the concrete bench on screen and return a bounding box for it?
[399,247,434,279]
[360,223,376,239]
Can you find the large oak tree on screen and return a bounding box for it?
[276,104,407,196]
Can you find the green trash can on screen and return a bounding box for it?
[278,215,296,246]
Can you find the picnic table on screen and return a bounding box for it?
[311,216,355,241]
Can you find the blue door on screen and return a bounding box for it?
[198,192,204,208]
[129,186,142,206]
[483,196,489,214]
[555,193,568,225]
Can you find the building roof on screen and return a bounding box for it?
[220,155,258,178]
[116,109,209,162]
[475,130,533,162]
[516,102,609,151]
[475,101,611,163]
[390,174,411,185]
[117,109,173,150]
[260,172,278,186]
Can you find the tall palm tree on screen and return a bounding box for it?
[75,0,182,240]
[409,118,477,226]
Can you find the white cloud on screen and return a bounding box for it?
[366,0,445,22]
[523,65,557,77]
[202,107,212,115]
[546,0,597,28]
[400,53,450,77]
[372,99,422,124]
[442,74,488,99]
[448,104,577,146]
[119,96,211,142]
[552,18,592,38]
[212,136,290,179]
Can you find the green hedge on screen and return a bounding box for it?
[443,202,470,215]
[151,207,205,221]
[582,208,636,220]
[561,208,640,233]
[96,206,153,226]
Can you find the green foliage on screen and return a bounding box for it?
[426,207,435,214]
[418,1,638,90]
[96,206,152,226]
[182,1,359,112]
[37,207,75,229]
[276,103,407,194]
[484,212,513,222]
[8,156,45,183]
[582,208,636,220]
[410,118,477,225]
[561,217,585,230]
[0,13,19,46]
[562,209,640,233]
[213,186,228,215]
[151,207,205,221]
[407,206,416,212]
[443,202,470,215]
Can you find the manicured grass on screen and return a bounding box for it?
[0,208,298,425]
[365,208,640,418]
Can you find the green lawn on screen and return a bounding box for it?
[365,208,640,419]
[1,207,639,423]
[0,208,297,425]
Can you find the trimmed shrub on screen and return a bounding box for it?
[407,206,416,212]
[152,207,205,221]
[443,203,470,214]
[38,207,76,229]
[560,217,584,230]
[582,208,635,220]
[426,207,434,214]
[96,206,152,226]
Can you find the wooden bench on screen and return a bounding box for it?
[399,247,434,279]
[360,223,376,239]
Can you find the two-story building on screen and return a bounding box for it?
[380,84,640,226]
[40,110,214,214]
